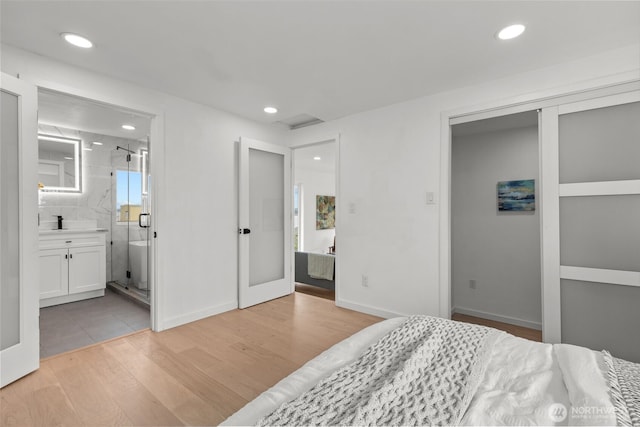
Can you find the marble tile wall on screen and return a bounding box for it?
[38,124,149,284]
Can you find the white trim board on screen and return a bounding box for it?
[559,180,640,197]
[560,266,640,288]
[452,306,542,331]
[449,79,640,125]
[160,301,237,331]
[336,299,407,320]
[539,106,562,344]
[558,90,640,115]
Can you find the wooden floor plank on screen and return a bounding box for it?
[0,293,381,426]
[103,338,222,425]
[80,345,183,426]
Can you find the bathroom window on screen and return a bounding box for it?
[116,169,143,223]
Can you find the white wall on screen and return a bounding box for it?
[289,45,640,319]
[295,167,335,254]
[5,42,639,327]
[451,125,541,328]
[1,45,289,330]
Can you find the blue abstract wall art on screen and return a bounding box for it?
[497,179,535,211]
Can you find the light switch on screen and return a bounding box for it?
[426,192,435,205]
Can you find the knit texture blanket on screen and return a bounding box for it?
[603,350,640,427]
[257,315,500,426]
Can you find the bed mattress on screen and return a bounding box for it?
[222,317,625,426]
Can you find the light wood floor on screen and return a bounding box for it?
[0,292,380,426]
[452,313,542,342]
[1,295,543,426]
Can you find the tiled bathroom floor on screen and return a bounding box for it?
[40,288,150,358]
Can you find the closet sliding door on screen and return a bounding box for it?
[556,92,640,362]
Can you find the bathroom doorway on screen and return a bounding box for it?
[37,88,155,358]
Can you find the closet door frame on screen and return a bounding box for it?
[441,79,640,343]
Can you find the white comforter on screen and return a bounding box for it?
[222,317,618,426]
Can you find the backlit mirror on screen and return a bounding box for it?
[38,134,82,192]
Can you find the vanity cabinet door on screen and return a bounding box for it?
[39,248,69,299]
[68,245,106,295]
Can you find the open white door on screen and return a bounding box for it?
[1,73,39,388]
[238,137,292,308]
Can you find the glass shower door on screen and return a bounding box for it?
[111,142,150,303]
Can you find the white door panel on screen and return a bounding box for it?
[238,137,292,308]
[1,73,39,388]
[542,91,640,361]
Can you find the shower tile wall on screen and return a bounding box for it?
[38,124,148,283]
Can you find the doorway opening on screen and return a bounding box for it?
[292,140,337,302]
[37,88,154,358]
[450,111,542,338]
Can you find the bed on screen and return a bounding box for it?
[222,316,639,426]
[294,251,335,290]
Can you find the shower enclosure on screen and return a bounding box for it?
[109,141,151,303]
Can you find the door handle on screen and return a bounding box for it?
[139,213,150,228]
[238,228,251,234]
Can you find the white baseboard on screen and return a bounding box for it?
[160,301,237,331]
[452,306,542,331]
[336,298,406,319]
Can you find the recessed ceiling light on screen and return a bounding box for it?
[92,141,103,145]
[61,32,93,48]
[83,147,92,151]
[264,106,278,114]
[64,156,74,160]
[497,24,525,40]
[122,124,136,130]
[313,156,321,160]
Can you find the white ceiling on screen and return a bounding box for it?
[2,1,639,126]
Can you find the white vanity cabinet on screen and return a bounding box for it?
[39,231,107,308]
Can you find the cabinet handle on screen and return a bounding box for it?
[65,254,68,259]
[69,254,73,259]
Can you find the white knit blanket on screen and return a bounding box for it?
[257,315,500,426]
[603,350,640,427]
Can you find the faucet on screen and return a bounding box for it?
[54,215,63,230]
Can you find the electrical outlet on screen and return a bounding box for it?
[361,275,369,287]
[470,279,476,289]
